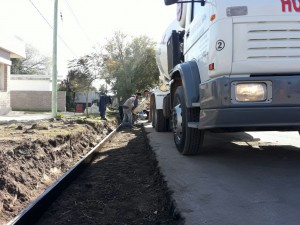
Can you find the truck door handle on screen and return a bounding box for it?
[186,30,190,38]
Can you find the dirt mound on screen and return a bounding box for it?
[0,118,117,225]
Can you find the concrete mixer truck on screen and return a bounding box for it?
[150,0,300,155]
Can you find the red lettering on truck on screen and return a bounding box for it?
[281,0,300,12]
[282,0,292,12]
[292,0,300,12]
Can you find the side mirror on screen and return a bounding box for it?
[164,0,178,5]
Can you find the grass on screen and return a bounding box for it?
[19,108,119,123]
[64,108,119,123]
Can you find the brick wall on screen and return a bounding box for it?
[11,91,66,112]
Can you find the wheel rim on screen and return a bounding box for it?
[173,103,183,143]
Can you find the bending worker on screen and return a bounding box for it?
[122,93,141,125]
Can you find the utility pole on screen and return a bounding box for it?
[52,0,58,118]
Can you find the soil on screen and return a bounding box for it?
[0,117,183,225]
[35,125,183,225]
[0,117,116,225]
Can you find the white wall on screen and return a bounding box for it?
[11,75,51,91]
[10,75,63,91]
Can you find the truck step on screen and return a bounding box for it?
[192,102,200,107]
[188,122,199,128]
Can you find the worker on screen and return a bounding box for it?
[99,95,111,120]
[122,93,141,125]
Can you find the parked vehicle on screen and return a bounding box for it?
[150,0,300,155]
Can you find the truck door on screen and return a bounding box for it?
[183,1,210,80]
[184,2,207,53]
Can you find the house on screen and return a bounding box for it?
[10,74,66,112]
[74,91,99,113]
[0,35,25,115]
[74,91,119,113]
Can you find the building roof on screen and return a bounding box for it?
[11,74,64,81]
[0,35,26,59]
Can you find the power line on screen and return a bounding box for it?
[63,0,93,43]
[28,0,53,29]
[28,0,78,57]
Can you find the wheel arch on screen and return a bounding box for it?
[170,60,201,108]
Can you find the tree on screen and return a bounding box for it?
[129,36,160,91]
[65,55,100,116]
[60,32,159,112]
[11,44,51,74]
[99,83,109,95]
[99,32,160,102]
[58,73,75,112]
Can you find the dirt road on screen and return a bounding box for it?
[1,117,183,225]
[36,125,183,225]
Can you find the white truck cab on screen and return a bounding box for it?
[181,0,300,81]
[152,0,300,155]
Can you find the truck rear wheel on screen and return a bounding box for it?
[151,100,156,128]
[172,86,205,155]
[152,99,168,132]
[155,109,168,132]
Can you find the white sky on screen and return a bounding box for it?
[0,0,176,76]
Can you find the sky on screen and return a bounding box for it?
[0,0,176,77]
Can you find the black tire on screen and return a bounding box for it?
[172,86,205,155]
[152,98,168,132]
[163,94,171,118]
[155,109,168,132]
[151,100,156,128]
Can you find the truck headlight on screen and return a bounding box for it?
[234,83,267,102]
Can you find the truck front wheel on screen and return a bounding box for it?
[172,86,205,155]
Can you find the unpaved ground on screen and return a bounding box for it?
[0,117,183,225]
[36,125,183,225]
[0,118,116,225]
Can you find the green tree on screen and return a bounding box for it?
[58,76,74,111]
[11,44,51,74]
[129,36,160,91]
[99,32,159,102]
